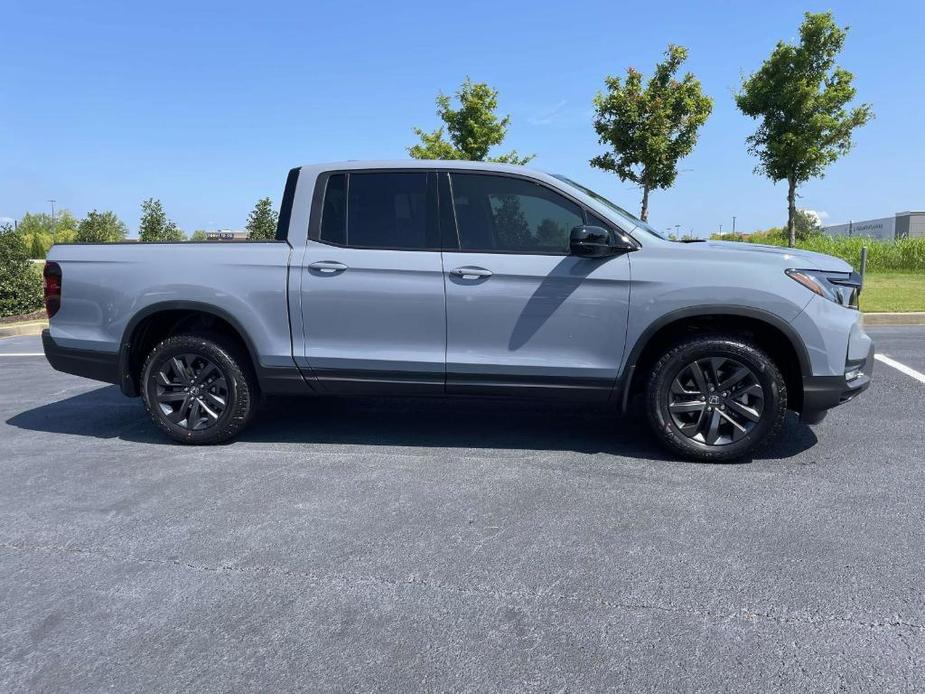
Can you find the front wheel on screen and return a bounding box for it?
[141,333,256,444]
[646,336,787,461]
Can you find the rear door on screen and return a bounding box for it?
[440,171,631,399]
[299,170,446,393]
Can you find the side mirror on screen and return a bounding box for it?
[569,225,635,258]
[569,225,611,257]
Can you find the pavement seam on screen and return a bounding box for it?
[2,539,923,635]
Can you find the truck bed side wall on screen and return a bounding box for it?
[46,242,296,370]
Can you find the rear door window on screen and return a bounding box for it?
[318,172,437,250]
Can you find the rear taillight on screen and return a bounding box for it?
[43,261,62,318]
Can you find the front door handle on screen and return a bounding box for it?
[308,260,348,274]
[450,266,493,280]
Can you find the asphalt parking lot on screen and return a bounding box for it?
[1,327,923,692]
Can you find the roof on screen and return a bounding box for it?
[297,159,536,175]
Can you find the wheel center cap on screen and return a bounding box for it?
[190,386,201,396]
[708,395,721,405]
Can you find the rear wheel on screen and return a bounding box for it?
[141,334,256,444]
[646,336,786,461]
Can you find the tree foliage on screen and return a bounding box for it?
[29,234,47,259]
[189,230,208,241]
[793,209,822,240]
[714,209,821,243]
[0,224,43,317]
[591,44,712,222]
[17,210,79,240]
[18,210,78,257]
[409,78,534,164]
[245,197,278,240]
[736,12,872,246]
[76,210,128,243]
[139,198,184,242]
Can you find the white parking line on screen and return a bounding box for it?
[0,353,44,357]
[875,353,925,385]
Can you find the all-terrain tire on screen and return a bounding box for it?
[646,335,787,462]
[141,333,256,445]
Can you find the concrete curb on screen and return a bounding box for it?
[0,321,48,338]
[863,312,925,326]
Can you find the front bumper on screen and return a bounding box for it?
[801,341,875,416]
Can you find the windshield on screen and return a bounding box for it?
[551,174,667,240]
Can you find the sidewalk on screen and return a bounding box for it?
[0,320,48,338]
[863,312,925,326]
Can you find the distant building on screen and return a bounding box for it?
[205,229,249,241]
[823,211,925,240]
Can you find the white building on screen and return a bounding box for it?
[823,211,925,240]
[205,229,249,240]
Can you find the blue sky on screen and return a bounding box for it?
[1,0,922,237]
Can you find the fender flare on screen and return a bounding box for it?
[618,305,811,411]
[119,300,262,396]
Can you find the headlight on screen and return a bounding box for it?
[786,269,861,309]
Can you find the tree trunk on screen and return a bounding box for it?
[786,177,797,248]
[640,185,650,222]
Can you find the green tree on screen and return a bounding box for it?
[189,229,208,241]
[29,234,46,259]
[794,209,821,240]
[0,224,43,317]
[245,197,278,240]
[409,77,534,164]
[77,210,128,243]
[53,210,79,242]
[736,12,873,247]
[591,44,713,222]
[16,212,53,239]
[18,210,78,244]
[139,198,185,242]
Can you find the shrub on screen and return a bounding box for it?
[711,231,925,272]
[0,225,44,317]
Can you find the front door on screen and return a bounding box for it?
[299,170,446,393]
[441,172,631,399]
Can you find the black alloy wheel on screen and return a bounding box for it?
[153,353,229,431]
[667,356,764,446]
[141,334,256,444]
[646,336,787,461]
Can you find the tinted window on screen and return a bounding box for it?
[450,174,583,253]
[319,172,435,249]
[588,212,614,232]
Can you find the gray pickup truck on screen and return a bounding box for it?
[42,161,873,460]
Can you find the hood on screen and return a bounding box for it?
[701,241,854,272]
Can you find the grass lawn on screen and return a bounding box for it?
[862,273,925,312]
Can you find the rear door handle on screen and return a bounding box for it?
[450,266,493,279]
[308,261,348,274]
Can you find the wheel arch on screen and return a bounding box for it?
[119,301,261,397]
[620,306,810,413]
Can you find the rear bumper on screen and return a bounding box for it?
[801,342,875,415]
[42,329,122,387]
